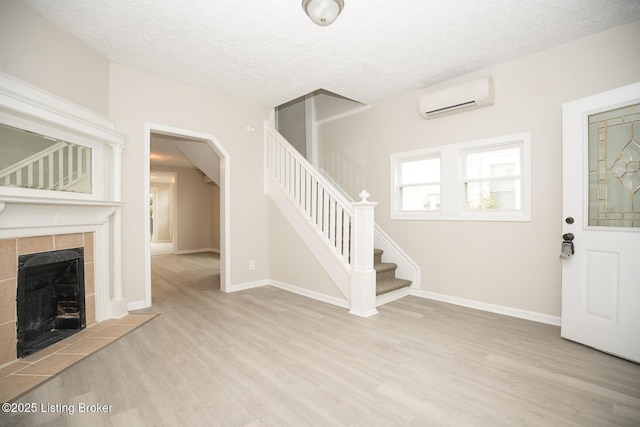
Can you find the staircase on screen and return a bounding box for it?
[374,248,412,296]
[0,141,91,192]
[318,169,419,301]
[264,120,415,316]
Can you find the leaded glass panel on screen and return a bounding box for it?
[588,103,640,227]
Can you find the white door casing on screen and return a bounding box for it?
[143,123,231,310]
[561,82,640,363]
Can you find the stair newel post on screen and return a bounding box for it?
[349,190,378,317]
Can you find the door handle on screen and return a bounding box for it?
[560,233,574,258]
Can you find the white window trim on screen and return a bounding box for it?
[391,133,531,222]
[396,152,441,214]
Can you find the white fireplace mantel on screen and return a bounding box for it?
[0,72,129,320]
[0,196,121,237]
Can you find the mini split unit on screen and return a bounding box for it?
[420,76,494,119]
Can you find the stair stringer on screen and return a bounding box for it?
[374,224,421,291]
[318,168,421,295]
[265,171,351,301]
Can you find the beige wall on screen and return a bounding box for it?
[268,200,344,300]
[277,97,307,157]
[174,168,212,252]
[151,182,172,243]
[0,1,110,115]
[152,166,220,253]
[318,21,640,317]
[109,63,269,302]
[211,183,221,252]
[314,91,365,122]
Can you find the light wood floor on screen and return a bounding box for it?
[2,252,639,426]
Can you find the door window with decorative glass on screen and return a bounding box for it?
[588,102,640,228]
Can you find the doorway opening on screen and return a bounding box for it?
[144,123,231,308]
[150,171,177,256]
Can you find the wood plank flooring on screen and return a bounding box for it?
[1,252,639,426]
[0,313,157,403]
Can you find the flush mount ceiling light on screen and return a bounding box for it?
[302,0,344,26]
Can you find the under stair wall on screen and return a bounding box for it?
[264,120,378,316]
[267,198,350,306]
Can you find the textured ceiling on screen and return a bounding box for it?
[24,0,640,107]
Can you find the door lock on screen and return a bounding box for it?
[560,233,574,258]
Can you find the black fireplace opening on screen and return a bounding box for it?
[17,247,86,358]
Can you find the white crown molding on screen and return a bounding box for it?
[0,71,126,147]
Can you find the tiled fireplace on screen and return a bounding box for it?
[0,233,96,365]
[0,72,128,367]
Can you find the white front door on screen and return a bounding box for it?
[558,83,640,362]
[561,82,640,363]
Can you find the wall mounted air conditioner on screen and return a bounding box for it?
[419,76,494,119]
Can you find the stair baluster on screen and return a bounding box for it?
[0,141,90,192]
[265,121,378,316]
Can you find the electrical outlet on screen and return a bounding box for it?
[249,260,256,271]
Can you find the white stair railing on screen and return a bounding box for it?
[318,169,421,291]
[0,142,91,191]
[264,121,377,316]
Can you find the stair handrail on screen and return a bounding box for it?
[318,168,421,290]
[265,121,356,266]
[0,141,91,192]
[265,121,379,316]
[265,123,354,212]
[0,141,67,179]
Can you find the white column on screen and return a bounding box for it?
[109,143,128,318]
[349,190,378,317]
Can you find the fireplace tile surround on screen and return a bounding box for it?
[0,233,96,366]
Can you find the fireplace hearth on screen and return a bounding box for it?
[17,247,86,358]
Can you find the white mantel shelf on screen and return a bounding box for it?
[0,195,123,207]
[0,196,122,239]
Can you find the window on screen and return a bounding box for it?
[463,145,522,211]
[391,133,530,221]
[398,155,440,212]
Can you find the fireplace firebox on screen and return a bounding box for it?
[17,248,86,358]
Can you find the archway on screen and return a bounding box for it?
[144,123,231,307]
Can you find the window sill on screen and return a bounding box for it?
[391,211,531,222]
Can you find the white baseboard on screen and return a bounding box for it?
[127,299,148,311]
[227,279,350,310]
[268,280,350,309]
[410,289,561,326]
[176,248,216,255]
[227,280,269,292]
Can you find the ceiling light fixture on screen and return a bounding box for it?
[302,0,344,26]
